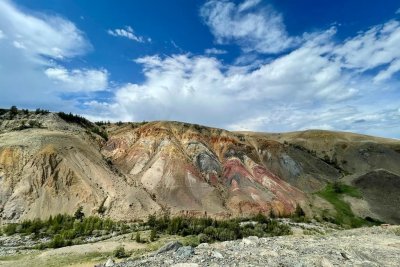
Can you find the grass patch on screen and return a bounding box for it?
[0,251,110,267]
[317,182,382,227]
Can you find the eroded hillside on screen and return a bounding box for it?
[0,109,399,224]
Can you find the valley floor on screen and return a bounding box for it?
[1,224,399,267]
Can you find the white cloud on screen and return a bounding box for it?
[238,0,262,12]
[107,26,145,43]
[335,20,400,72]
[85,19,400,138]
[45,67,108,92]
[0,29,5,39]
[0,0,104,110]
[205,48,227,55]
[374,59,400,82]
[12,40,25,49]
[0,0,89,60]
[87,42,356,127]
[200,0,299,54]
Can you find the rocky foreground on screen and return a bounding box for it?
[105,226,400,267]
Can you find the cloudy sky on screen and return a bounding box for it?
[0,0,400,138]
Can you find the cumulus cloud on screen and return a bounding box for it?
[45,67,108,92]
[0,0,89,60]
[205,48,227,55]
[107,26,146,42]
[0,0,106,110]
[84,18,400,138]
[200,0,299,54]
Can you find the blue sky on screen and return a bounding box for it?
[0,0,400,138]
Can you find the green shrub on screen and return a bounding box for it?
[135,232,141,243]
[150,229,157,242]
[113,246,129,258]
[3,224,17,236]
[48,234,71,248]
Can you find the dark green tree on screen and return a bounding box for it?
[74,206,85,221]
[9,106,18,118]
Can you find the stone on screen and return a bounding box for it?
[156,241,183,254]
[171,264,199,267]
[241,236,259,246]
[320,257,334,267]
[212,250,224,259]
[260,250,279,257]
[197,243,209,249]
[176,246,194,258]
[105,258,115,267]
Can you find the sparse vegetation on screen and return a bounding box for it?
[291,204,309,222]
[58,112,92,127]
[13,120,43,131]
[58,112,108,141]
[95,121,111,126]
[317,182,381,227]
[113,245,130,258]
[1,214,124,249]
[145,213,291,244]
[35,108,50,115]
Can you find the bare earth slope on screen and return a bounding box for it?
[1,111,399,223]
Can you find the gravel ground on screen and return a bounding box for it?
[108,226,400,267]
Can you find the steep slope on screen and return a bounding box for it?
[351,170,400,224]
[0,112,160,222]
[102,121,343,216]
[243,130,400,223]
[254,130,400,176]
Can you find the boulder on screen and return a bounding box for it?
[156,241,183,254]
